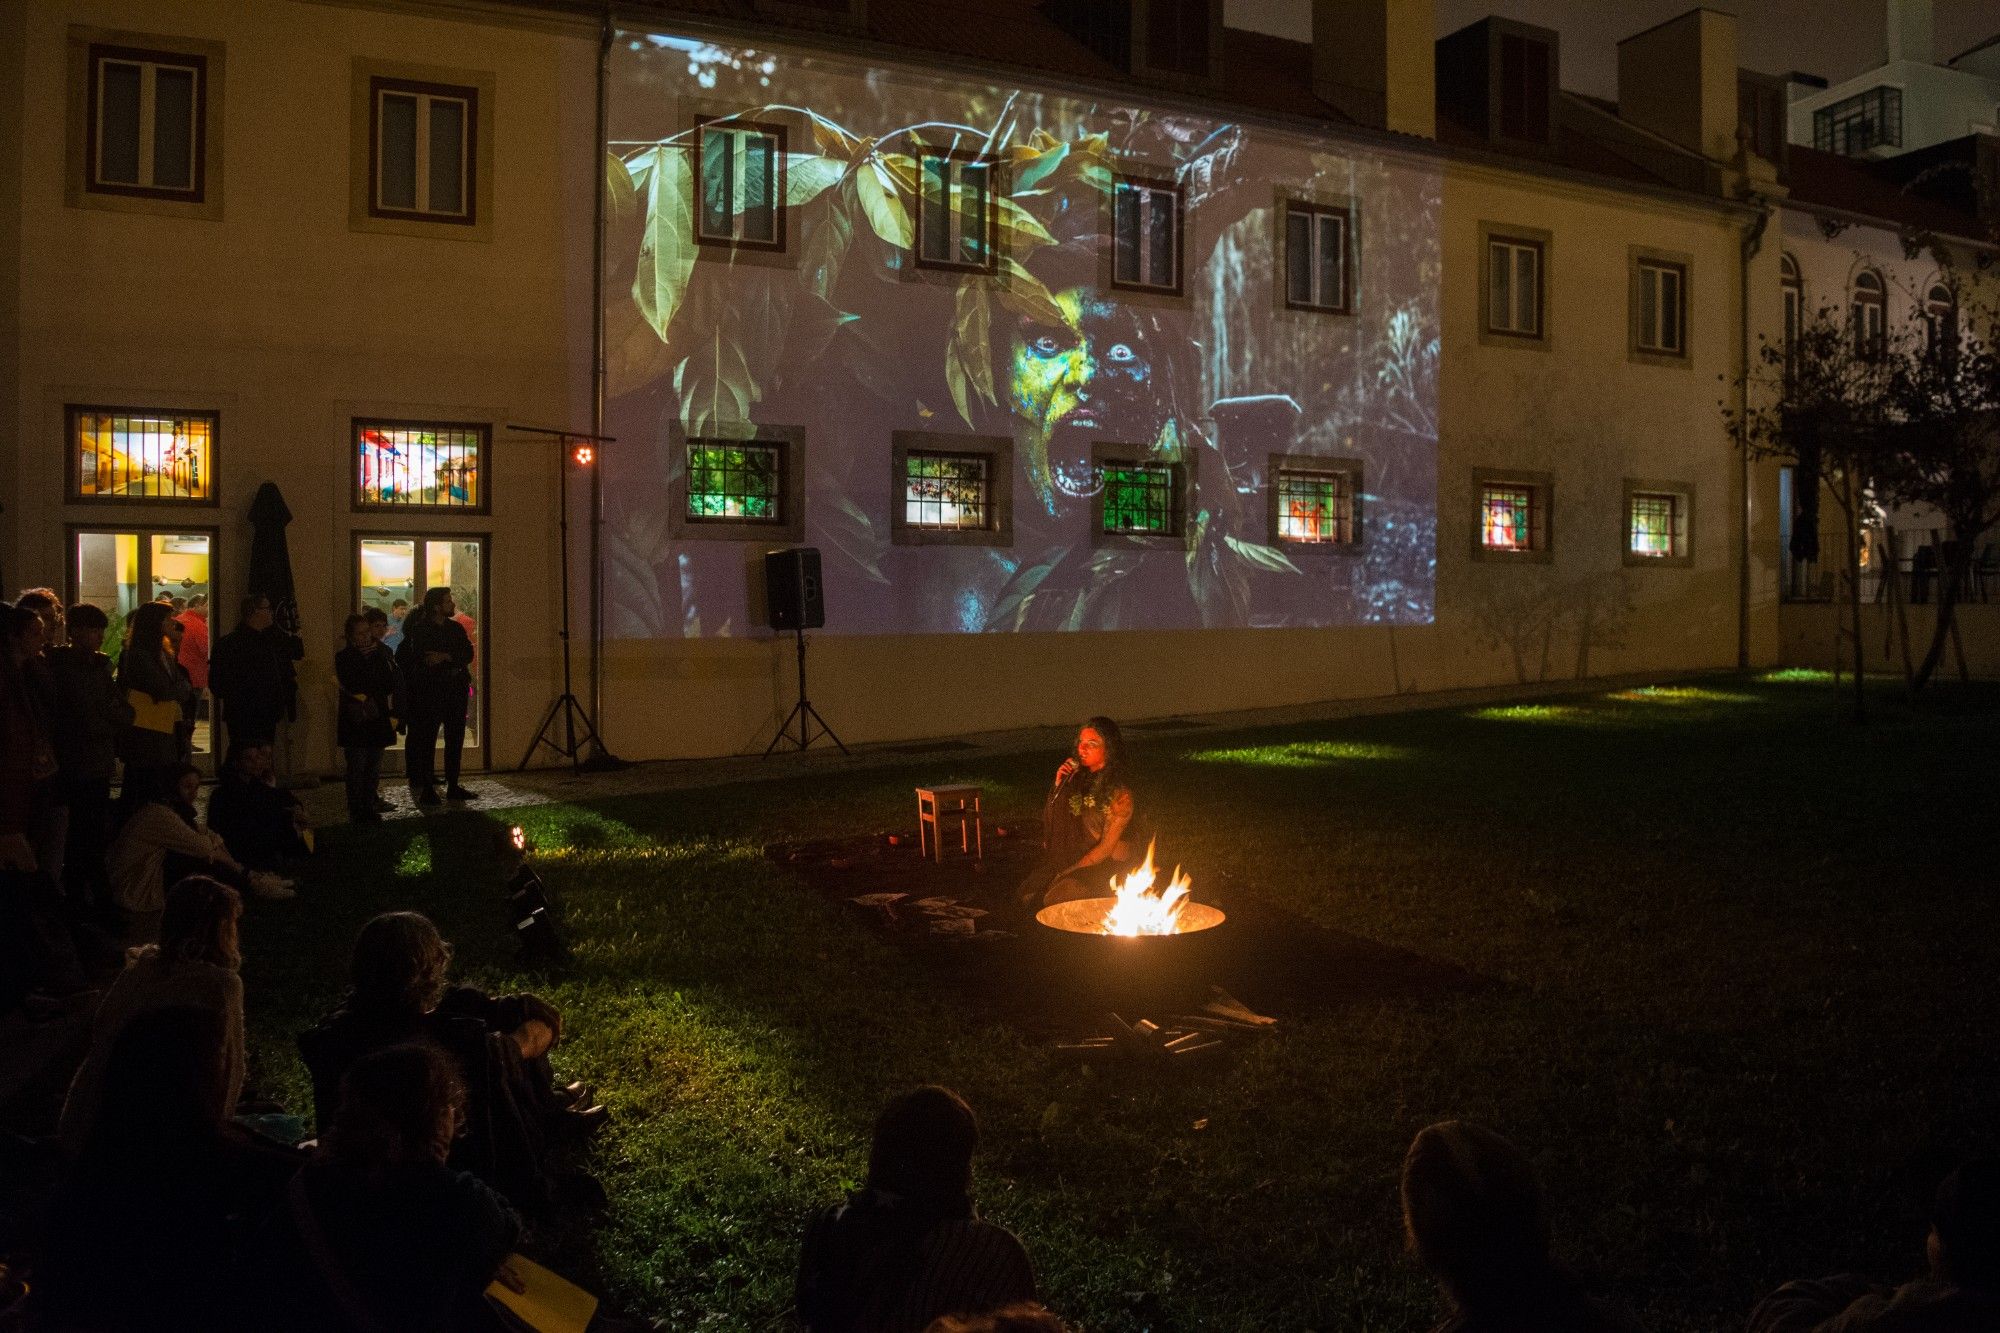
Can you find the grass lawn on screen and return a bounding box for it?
[240,673,2000,1332]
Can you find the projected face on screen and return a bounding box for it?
[1012,290,1157,437]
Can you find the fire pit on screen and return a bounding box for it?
[1032,842,1229,1010]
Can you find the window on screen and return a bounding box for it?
[69,407,216,503]
[1112,176,1182,296]
[1738,74,1787,166]
[1628,493,1681,558]
[1472,470,1551,560]
[916,155,997,273]
[1283,201,1353,314]
[1486,234,1543,339]
[86,44,207,200]
[1142,0,1212,78]
[890,434,1012,547]
[1780,253,1803,372]
[903,452,990,530]
[1635,258,1688,357]
[369,77,475,223]
[1813,86,1902,156]
[1097,458,1185,539]
[1497,31,1553,143]
[1271,462,1358,545]
[696,119,785,251]
[1851,269,1886,362]
[355,421,487,511]
[1925,282,1958,365]
[685,440,785,523]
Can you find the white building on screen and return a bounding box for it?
[1787,0,2000,157]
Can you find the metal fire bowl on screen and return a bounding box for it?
[1032,899,1231,1011]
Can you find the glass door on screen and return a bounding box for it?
[355,534,486,771]
[70,527,218,765]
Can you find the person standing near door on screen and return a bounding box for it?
[394,588,474,807]
[209,595,302,750]
[334,614,399,822]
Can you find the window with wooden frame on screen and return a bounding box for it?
[1623,480,1693,567]
[890,434,1014,547]
[86,43,207,201]
[1851,268,1886,362]
[1282,200,1354,314]
[685,439,787,524]
[69,407,217,504]
[1485,234,1543,339]
[354,421,488,512]
[1111,175,1183,296]
[369,76,476,224]
[1634,257,1688,357]
[1095,455,1187,542]
[1471,469,1551,561]
[915,153,997,274]
[1270,459,1360,546]
[695,118,786,252]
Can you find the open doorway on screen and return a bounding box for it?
[353,533,487,773]
[69,526,218,771]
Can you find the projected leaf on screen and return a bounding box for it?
[994,258,1068,330]
[674,331,760,437]
[802,182,856,301]
[946,282,996,427]
[607,151,639,231]
[785,153,845,207]
[1224,535,1303,575]
[856,159,913,249]
[633,145,696,343]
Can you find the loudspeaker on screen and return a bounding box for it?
[765,547,825,631]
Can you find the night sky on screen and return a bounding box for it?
[1226,0,2000,98]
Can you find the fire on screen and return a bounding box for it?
[1101,839,1194,936]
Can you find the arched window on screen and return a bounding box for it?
[1851,268,1886,362]
[1780,253,1802,369]
[1925,281,1958,366]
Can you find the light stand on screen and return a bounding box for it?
[508,424,615,774]
[764,624,847,757]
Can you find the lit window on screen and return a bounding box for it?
[1283,202,1352,314]
[1628,492,1680,558]
[1487,236,1542,338]
[686,441,784,522]
[696,119,784,250]
[87,44,206,200]
[1636,259,1687,356]
[1851,269,1886,361]
[1100,460,1184,537]
[1112,176,1182,295]
[1274,467,1355,544]
[354,421,486,510]
[916,155,996,273]
[370,77,475,223]
[1479,483,1539,552]
[903,452,990,530]
[69,407,216,502]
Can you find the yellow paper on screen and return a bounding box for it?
[486,1253,598,1333]
[128,690,181,735]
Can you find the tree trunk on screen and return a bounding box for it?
[1845,474,1866,723]
[1911,535,1976,691]
[1882,527,1915,695]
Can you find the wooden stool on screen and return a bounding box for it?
[915,784,983,863]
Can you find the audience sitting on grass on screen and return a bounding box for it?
[36,1004,302,1330]
[1747,1158,2000,1333]
[298,911,602,1210]
[59,876,248,1154]
[1401,1119,1642,1333]
[255,1041,521,1333]
[107,764,293,945]
[206,739,313,873]
[798,1085,1039,1333]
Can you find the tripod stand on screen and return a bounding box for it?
[765,624,847,756]
[511,425,615,774]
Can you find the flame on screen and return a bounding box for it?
[1101,839,1194,936]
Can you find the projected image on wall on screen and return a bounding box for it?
[603,31,1440,637]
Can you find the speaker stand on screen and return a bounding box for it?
[765,625,847,758]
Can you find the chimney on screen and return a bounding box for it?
[1885,0,1932,65]
[1312,0,1435,137]
[1617,8,1739,162]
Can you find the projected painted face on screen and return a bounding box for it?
[1012,289,1160,438]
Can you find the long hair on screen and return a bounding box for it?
[349,911,453,1016]
[418,585,453,624]
[1402,1121,1576,1320]
[327,1042,465,1181]
[157,875,243,970]
[1079,716,1127,776]
[125,601,174,658]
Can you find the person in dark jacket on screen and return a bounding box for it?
[335,613,400,822]
[394,587,475,806]
[257,1041,519,1333]
[297,912,600,1210]
[798,1086,1038,1333]
[206,739,311,872]
[116,600,193,787]
[47,603,134,910]
[1748,1159,2000,1333]
[209,593,303,750]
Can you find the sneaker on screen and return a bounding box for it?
[247,872,297,901]
[413,787,441,807]
[445,785,477,802]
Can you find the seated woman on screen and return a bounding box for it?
[59,875,247,1154]
[38,1004,302,1330]
[256,1042,519,1332]
[797,1086,1037,1333]
[107,764,291,945]
[297,911,600,1210]
[207,739,311,872]
[1021,717,1142,910]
